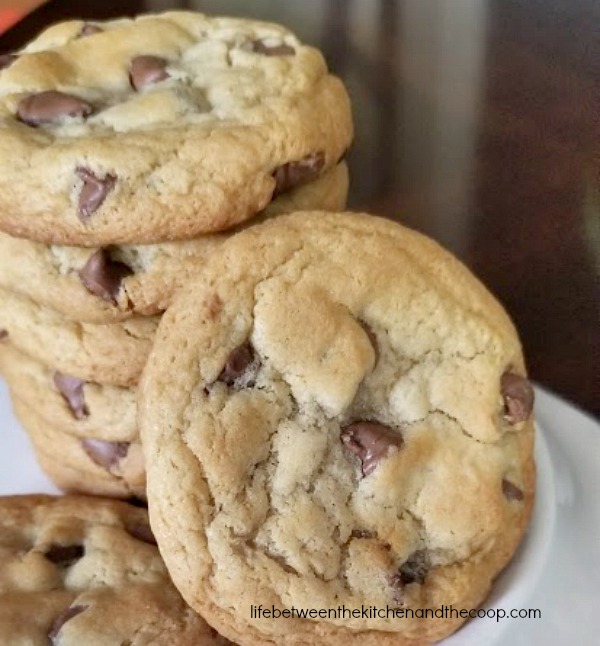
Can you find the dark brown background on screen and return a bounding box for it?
[2,0,598,416]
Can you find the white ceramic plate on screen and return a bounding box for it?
[0,378,598,643]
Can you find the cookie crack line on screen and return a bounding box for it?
[286,218,515,341]
[405,408,493,445]
[401,506,427,544]
[168,443,217,524]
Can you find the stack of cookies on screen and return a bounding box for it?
[0,11,537,646]
[0,13,352,499]
[0,211,537,646]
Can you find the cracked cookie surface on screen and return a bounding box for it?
[139,211,535,645]
[0,12,352,244]
[0,495,233,644]
[0,162,348,323]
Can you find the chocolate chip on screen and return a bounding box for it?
[501,371,534,424]
[341,422,403,477]
[127,522,157,545]
[78,249,132,304]
[81,438,129,472]
[17,91,93,126]
[43,544,84,567]
[0,53,16,70]
[250,40,295,56]
[272,152,325,197]
[79,23,102,37]
[351,529,376,539]
[0,329,7,341]
[218,342,256,386]
[399,550,430,585]
[502,478,524,502]
[129,55,169,91]
[76,167,117,220]
[53,372,89,420]
[389,551,429,604]
[48,605,87,643]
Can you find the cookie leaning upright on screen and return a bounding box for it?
[0,12,352,245]
[139,211,535,645]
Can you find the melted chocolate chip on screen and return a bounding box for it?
[48,605,87,643]
[17,91,93,126]
[81,438,129,472]
[79,23,102,37]
[250,40,295,56]
[0,329,7,341]
[130,55,169,91]
[398,550,429,585]
[127,522,157,545]
[78,249,132,304]
[0,53,16,70]
[341,422,403,477]
[218,342,255,386]
[502,478,524,502]
[44,544,84,567]
[501,371,534,424]
[272,152,325,196]
[76,167,117,220]
[53,372,89,420]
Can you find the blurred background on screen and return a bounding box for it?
[0,0,598,415]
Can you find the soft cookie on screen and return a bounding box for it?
[139,211,535,645]
[0,12,352,244]
[0,495,233,644]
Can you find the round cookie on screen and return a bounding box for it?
[0,12,352,245]
[0,288,157,385]
[0,343,136,440]
[139,211,535,645]
[12,396,145,500]
[0,162,348,323]
[0,494,233,645]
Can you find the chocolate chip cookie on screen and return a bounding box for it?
[12,396,145,499]
[138,211,535,645]
[0,494,233,644]
[0,343,136,440]
[0,162,348,323]
[0,12,352,245]
[0,288,157,385]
